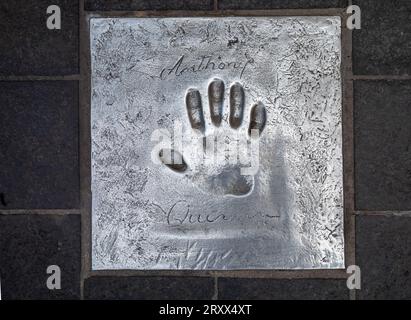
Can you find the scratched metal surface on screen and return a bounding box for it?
[90,17,344,270]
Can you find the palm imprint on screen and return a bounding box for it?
[159,79,267,197]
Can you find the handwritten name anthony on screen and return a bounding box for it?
[160,55,254,80]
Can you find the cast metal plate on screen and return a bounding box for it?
[90,16,344,270]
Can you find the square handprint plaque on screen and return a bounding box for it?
[90,17,344,269]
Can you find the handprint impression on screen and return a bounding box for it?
[159,79,267,197]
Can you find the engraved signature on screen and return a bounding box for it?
[160,54,254,80]
[153,200,229,225]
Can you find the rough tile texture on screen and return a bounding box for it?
[0,0,78,76]
[0,82,79,209]
[353,0,411,75]
[356,215,411,300]
[218,278,349,299]
[354,81,411,210]
[0,214,81,300]
[84,276,214,299]
[85,0,213,11]
[218,0,347,9]
[90,17,343,270]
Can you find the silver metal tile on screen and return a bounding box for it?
[90,16,344,270]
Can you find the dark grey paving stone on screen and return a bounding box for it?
[0,81,79,209]
[84,276,214,299]
[85,0,213,11]
[356,215,411,300]
[354,80,411,211]
[218,278,349,300]
[353,1,411,75]
[0,214,81,300]
[218,0,347,9]
[0,1,79,76]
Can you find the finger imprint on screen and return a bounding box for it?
[159,149,187,173]
[229,82,245,129]
[248,102,267,136]
[208,78,225,127]
[186,89,205,133]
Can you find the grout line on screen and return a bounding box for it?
[88,8,346,17]
[79,0,88,301]
[352,75,411,80]
[340,9,356,279]
[0,75,81,81]
[0,209,80,215]
[355,210,411,217]
[87,269,349,279]
[346,16,356,300]
[213,0,218,11]
[212,277,219,300]
[349,288,356,300]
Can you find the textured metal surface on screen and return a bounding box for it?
[90,17,344,270]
